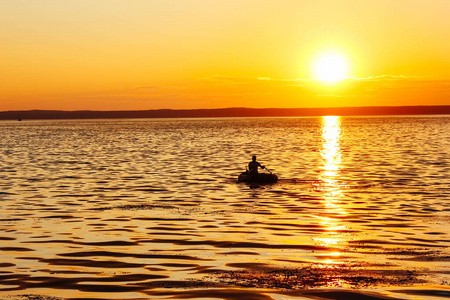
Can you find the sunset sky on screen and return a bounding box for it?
[1,0,449,111]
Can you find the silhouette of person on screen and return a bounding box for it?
[248,155,265,175]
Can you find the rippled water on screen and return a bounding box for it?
[0,116,449,300]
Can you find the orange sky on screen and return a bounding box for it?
[1,0,449,110]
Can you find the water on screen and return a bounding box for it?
[0,116,449,300]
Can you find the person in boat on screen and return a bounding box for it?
[248,155,265,175]
[238,155,277,183]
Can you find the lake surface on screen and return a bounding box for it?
[0,116,449,300]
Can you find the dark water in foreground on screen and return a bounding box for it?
[0,116,449,300]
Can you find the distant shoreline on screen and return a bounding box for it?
[1,106,449,120]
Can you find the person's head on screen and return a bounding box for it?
[252,155,257,161]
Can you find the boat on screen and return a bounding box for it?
[237,171,278,184]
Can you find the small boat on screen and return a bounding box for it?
[237,171,278,184]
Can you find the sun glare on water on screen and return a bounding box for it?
[314,52,349,83]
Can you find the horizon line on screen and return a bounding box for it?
[2,104,450,113]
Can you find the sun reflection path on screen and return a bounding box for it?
[321,116,342,189]
[313,116,347,252]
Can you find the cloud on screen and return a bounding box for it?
[349,75,413,81]
[202,74,435,86]
[128,74,450,108]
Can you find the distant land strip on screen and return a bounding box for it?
[1,106,449,120]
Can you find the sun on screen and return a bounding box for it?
[313,52,348,83]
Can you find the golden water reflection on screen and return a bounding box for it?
[314,116,346,253]
[321,116,342,190]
